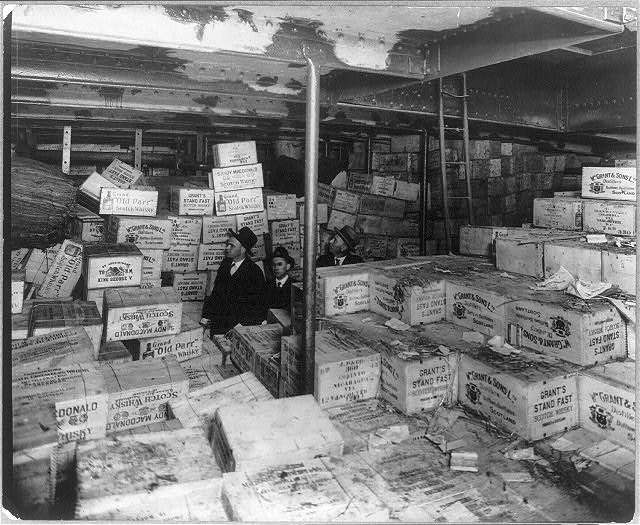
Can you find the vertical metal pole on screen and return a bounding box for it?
[366,136,372,174]
[462,73,474,225]
[420,130,429,255]
[196,132,204,176]
[134,128,142,170]
[438,78,452,254]
[62,126,71,174]
[302,48,320,396]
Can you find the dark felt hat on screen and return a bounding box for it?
[228,226,257,253]
[270,246,295,268]
[333,225,360,250]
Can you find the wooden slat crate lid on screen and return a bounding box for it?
[213,394,344,472]
[100,354,188,393]
[11,326,94,368]
[178,336,239,392]
[228,323,283,351]
[462,346,580,382]
[580,359,635,389]
[70,204,102,221]
[221,457,390,522]
[315,328,376,361]
[29,301,101,329]
[83,242,142,258]
[75,478,228,521]
[169,372,273,436]
[103,286,180,308]
[76,426,221,502]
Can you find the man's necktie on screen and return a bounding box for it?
[335,258,340,266]
[230,262,236,276]
[277,281,282,288]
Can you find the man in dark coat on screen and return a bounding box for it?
[316,225,364,267]
[201,226,266,335]
[265,246,295,311]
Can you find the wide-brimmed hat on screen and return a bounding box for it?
[333,225,360,250]
[270,246,295,268]
[228,226,257,253]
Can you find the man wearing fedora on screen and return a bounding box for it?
[265,246,295,311]
[316,225,364,267]
[201,226,267,336]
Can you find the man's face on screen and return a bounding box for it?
[328,234,348,257]
[271,256,290,279]
[225,236,244,260]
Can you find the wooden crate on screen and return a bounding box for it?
[36,239,84,299]
[169,184,215,215]
[601,246,636,295]
[100,158,144,188]
[314,329,380,409]
[369,262,446,325]
[12,326,94,368]
[139,249,163,281]
[382,196,407,218]
[99,187,158,216]
[533,197,584,230]
[172,271,208,301]
[101,355,189,433]
[221,457,389,522]
[70,204,104,242]
[197,243,225,271]
[28,301,103,357]
[316,264,370,317]
[85,285,139,316]
[13,362,108,450]
[161,243,198,273]
[103,288,182,341]
[78,171,117,202]
[370,175,396,197]
[228,323,283,373]
[169,372,273,439]
[495,237,545,278]
[578,359,635,449]
[209,162,264,192]
[327,208,357,230]
[75,427,221,518]
[105,216,172,249]
[211,394,344,472]
[459,225,507,257]
[166,214,203,245]
[212,140,257,167]
[83,242,143,290]
[97,340,132,364]
[581,166,636,201]
[505,297,627,366]
[543,239,603,282]
[583,200,636,236]
[459,348,580,440]
[202,215,238,243]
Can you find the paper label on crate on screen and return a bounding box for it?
[101,159,143,188]
[533,199,583,230]
[203,215,237,243]
[173,272,207,301]
[270,219,300,245]
[140,249,163,281]
[583,201,635,236]
[347,173,373,193]
[99,188,158,216]
[396,238,420,257]
[79,171,118,200]
[506,300,626,366]
[162,245,198,273]
[172,187,215,215]
[139,322,202,362]
[140,279,161,289]
[105,304,181,341]
[394,181,419,202]
[331,190,361,213]
[370,175,396,197]
[213,141,257,167]
[37,240,84,299]
[197,244,226,271]
[318,272,370,316]
[87,257,143,289]
[327,209,357,230]
[209,163,264,192]
[446,283,505,336]
[582,167,636,201]
[264,193,297,220]
[12,278,24,314]
[169,215,203,245]
[317,183,336,204]
[108,217,172,249]
[233,212,266,236]
[372,152,416,173]
[215,188,263,216]
[579,373,635,448]
[315,353,381,408]
[358,194,385,216]
[382,197,406,218]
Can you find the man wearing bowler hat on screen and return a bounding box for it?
[201,226,267,336]
[265,246,296,311]
[316,225,364,267]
